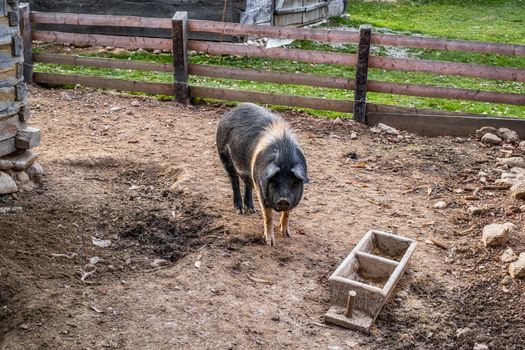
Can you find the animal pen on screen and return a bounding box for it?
[15,7,525,137]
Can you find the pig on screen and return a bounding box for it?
[216,103,309,246]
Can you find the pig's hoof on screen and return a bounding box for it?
[235,208,243,215]
[279,224,291,237]
[265,235,275,246]
[244,207,256,214]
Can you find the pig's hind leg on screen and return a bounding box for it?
[218,151,244,214]
[242,176,256,214]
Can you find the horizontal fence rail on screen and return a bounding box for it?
[31,12,525,57]
[26,9,525,137]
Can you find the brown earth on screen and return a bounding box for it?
[0,86,524,350]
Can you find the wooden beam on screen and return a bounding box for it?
[31,11,172,29]
[371,33,525,57]
[172,11,189,104]
[367,80,525,105]
[32,30,171,50]
[19,3,33,82]
[369,55,525,82]
[188,40,358,66]
[190,86,354,113]
[189,64,356,89]
[353,25,371,123]
[33,53,172,72]
[366,103,525,138]
[33,72,173,95]
[187,19,359,43]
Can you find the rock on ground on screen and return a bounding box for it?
[473,344,489,350]
[433,201,448,209]
[475,126,497,140]
[481,133,502,145]
[372,123,399,135]
[0,171,18,195]
[481,222,515,247]
[498,157,525,168]
[497,128,520,143]
[511,182,525,199]
[501,248,518,263]
[509,252,525,279]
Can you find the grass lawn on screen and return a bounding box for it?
[34,0,525,118]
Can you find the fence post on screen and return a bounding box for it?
[19,3,32,83]
[172,11,189,104]
[353,25,371,124]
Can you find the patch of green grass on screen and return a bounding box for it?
[33,0,525,118]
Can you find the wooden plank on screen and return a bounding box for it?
[190,86,354,113]
[19,3,32,82]
[32,30,172,50]
[366,104,525,138]
[367,80,525,106]
[33,72,173,95]
[31,11,172,29]
[353,25,371,123]
[33,53,172,72]
[188,64,356,89]
[187,19,359,43]
[371,33,525,57]
[189,40,358,66]
[369,55,525,82]
[172,11,189,104]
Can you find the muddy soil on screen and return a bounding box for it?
[0,86,524,349]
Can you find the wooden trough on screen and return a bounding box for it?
[325,228,416,333]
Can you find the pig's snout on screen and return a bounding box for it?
[275,198,291,211]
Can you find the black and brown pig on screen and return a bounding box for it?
[216,103,309,246]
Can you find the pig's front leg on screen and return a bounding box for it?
[262,207,275,246]
[279,211,291,237]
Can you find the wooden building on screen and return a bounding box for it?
[30,0,347,27]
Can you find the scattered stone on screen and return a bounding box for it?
[14,171,30,185]
[131,100,140,107]
[495,178,517,188]
[510,182,525,199]
[433,201,448,209]
[376,123,399,135]
[475,126,497,139]
[89,256,102,265]
[0,160,14,171]
[519,140,525,151]
[481,222,515,247]
[473,344,489,350]
[92,237,111,248]
[481,133,502,145]
[520,205,525,213]
[479,176,487,183]
[498,157,525,168]
[456,327,473,340]
[136,48,148,54]
[26,162,44,183]
[511,167,525,175]
[0,206,23,214]
[509,252,525,279]
[350,132,357,140]
[467,206,489,216]
[502,172,517,179]
[109,106,123,113]
[113,48,127,55]
[333,117,343,125]
[501,275,512,286]
[498,128,519,143]
[153,49,162,54]
[0,171,18,194]
[501,248,518,263]
[151,258,168,268]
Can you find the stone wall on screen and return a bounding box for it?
[0,0,41,195]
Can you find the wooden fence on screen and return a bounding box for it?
[20,7,525,136]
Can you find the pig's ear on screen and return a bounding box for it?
[291,165,309,184]
[262,162,280,183]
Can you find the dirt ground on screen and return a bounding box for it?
[1,86,524,350]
